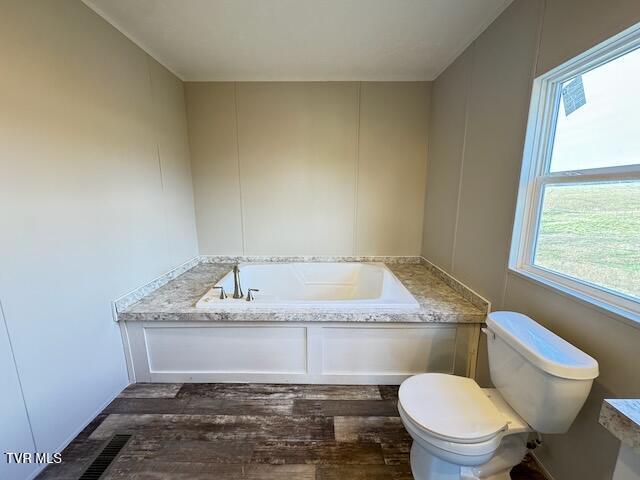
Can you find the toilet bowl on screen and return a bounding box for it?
[398,311,599,480]
[398,374,530,479]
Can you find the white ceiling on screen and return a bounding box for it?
[83,0,512,81]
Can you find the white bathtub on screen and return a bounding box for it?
[196,262,419,310]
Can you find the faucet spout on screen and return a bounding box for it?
[232,265,243,299]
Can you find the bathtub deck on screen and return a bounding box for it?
[118,261,488,383]
[118,261,488,323]
[37,383,546,480]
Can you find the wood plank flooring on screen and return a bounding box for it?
[37,383,547,480]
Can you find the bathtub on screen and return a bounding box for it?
[196,262,419,310]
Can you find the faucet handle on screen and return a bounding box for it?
[246,288,260,301]
[211,286,227,299]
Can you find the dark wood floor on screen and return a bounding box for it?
[38,383,547,479]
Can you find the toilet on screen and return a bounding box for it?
[398,311,599,480]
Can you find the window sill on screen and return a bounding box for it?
[507,266,640,331]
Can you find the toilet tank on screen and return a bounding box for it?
[485,311,599,434]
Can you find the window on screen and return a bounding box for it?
[511,23,640,323]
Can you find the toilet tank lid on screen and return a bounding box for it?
[486,311,599,380]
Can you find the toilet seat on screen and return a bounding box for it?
[398,402,505,459]
[399,373,508,444]
[398,373,533,465]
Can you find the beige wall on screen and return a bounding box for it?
[0,1,198,477]
[536,0,640,77]
[421,0,640,479]
[186,81,430,256]
[421,49,472,270]
[184,82,244,254]
[237,82,359,256]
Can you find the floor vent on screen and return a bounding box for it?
[78,434,131,480]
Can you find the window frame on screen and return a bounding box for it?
[510,22,640,325]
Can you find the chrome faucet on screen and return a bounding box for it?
[232,265,243,299]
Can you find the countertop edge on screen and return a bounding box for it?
[118,311,487,324]
[599,399,640,455]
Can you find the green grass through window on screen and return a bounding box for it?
[535,182,640,299]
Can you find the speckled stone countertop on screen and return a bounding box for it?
[118,262,488,323]
[600,399,640,454]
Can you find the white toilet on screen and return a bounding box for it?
[398,311,599,480]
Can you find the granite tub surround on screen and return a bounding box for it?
[201,255,424,264]
[600,399,640,454]
[118,261,488,324]
[118,259,487,383]
[420,257,489,311]
[113,256,201,314]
